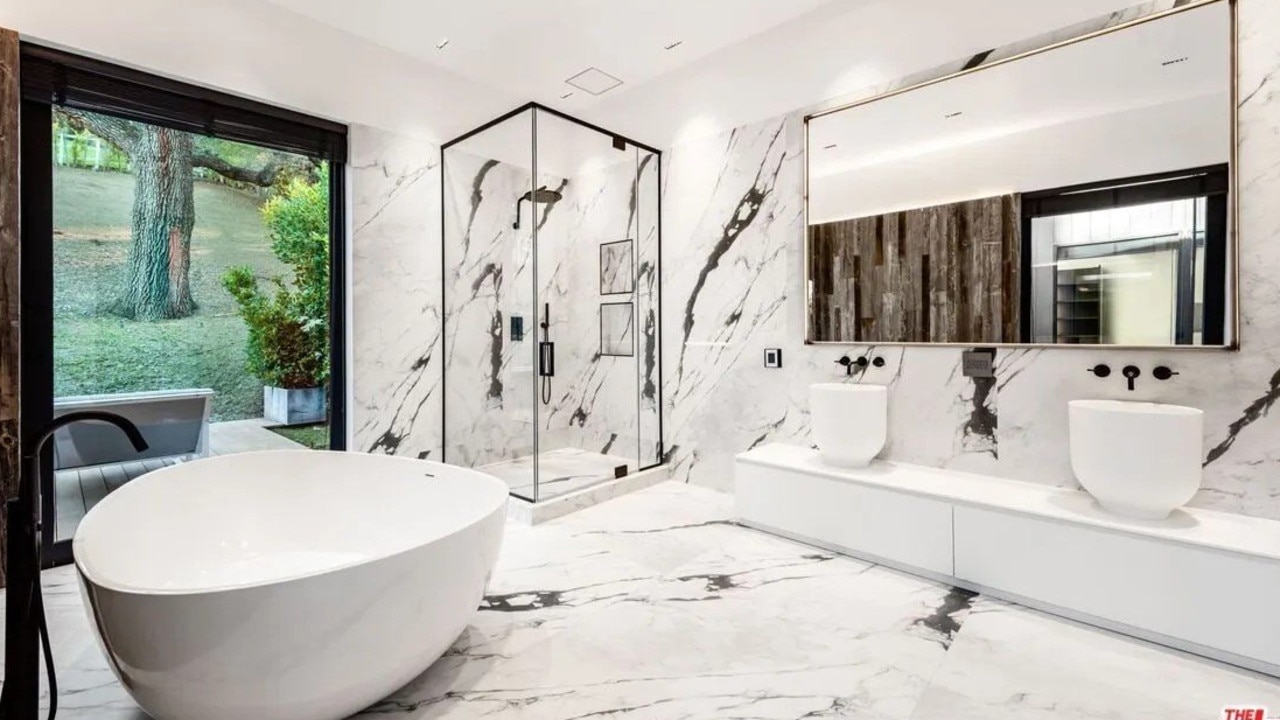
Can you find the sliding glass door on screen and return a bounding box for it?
[20,47,348,565]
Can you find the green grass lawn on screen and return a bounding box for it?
[267,423,331,450]
[53,167,289,421]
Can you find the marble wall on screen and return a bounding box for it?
[532,152,662,467]
[436,132,662,472]
[349,0,1280,521]
[440,149,539,467]
[0,28,20,585]
[661,0,1280,521]
[351,125,661,476]
[350,125,444,460]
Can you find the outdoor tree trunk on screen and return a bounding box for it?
[120,126,195,320]
[58,108,315,321]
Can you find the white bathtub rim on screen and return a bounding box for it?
[72,450,510,597]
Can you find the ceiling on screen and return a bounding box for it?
[447,107,654,179]
[258,0,841,112]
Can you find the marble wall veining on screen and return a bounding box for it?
[441,149,539,467]
[349,0,1280,520]
[352,127,661,476]
[660,0,1280,521]
[350,124,444,461]
[538,158,628,455]
[437,134,662,475]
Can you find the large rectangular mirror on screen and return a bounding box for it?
[805,0,1235,347]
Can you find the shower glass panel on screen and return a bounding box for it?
[442,106,662,503]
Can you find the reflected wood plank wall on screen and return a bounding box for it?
[0,27,19,587]
[810,194,1021,343]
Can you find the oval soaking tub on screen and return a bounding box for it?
[72,450,509,720]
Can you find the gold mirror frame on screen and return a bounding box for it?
[802,0,1240,351]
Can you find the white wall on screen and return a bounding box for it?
[586,0,1160,148]
[0,0,513,142]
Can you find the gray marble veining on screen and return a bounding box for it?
[657,0,1280,520]
[438,137,661,476]
[9,483,1277,719]
[350,125,444,461]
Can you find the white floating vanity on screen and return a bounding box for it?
[736,443,1280,676]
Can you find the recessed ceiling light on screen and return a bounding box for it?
[664,41,684,51]
[1162,56,1189,67]
[944,111,964,119]
[435,38,450,50]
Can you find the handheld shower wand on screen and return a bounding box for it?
[539,303,553,405]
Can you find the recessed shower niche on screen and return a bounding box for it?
[442,104,663,503]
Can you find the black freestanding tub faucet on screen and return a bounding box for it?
[1,411,148,720]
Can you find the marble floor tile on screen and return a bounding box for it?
[545,479,743,573]
[0,566,144,720]
[909,598,1280,720]
[483,447,636,500]
[363,527,969,719]
[5,482,1278,720]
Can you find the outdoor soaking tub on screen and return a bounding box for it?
[72,450,509,720]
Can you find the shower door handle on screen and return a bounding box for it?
[539,342,555,377]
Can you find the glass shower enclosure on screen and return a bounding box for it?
[442,105,663,503]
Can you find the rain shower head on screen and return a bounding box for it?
[514,186,564,229]
[528,188,564,203]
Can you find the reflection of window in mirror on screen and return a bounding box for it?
[1021,165,1228,346]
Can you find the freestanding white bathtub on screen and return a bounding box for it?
[72,450,509,720]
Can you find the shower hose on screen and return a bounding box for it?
[0,576,59,720]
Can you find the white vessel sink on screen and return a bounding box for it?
[1069,399,1204,520]
[810,383,887,468]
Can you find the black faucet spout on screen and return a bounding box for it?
[33,411,148,459]
[836,355,869,376]
[1122,365,1142,391]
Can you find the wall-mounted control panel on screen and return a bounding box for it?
[961,348,996,379]
[764,348,783,369]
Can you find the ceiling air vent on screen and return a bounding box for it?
[565,67,624,96]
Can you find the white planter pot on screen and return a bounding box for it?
[263,386,326,426]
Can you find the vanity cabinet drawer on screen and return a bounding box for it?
[735,461,954,576]
[953,505,1280,668]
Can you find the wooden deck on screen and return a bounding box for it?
[52,418,308,543]
[53,458,180,541]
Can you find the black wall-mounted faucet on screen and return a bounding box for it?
[1122,365,1142,391]
[836,354,884,376]
[1088,364,1177,391]
[836,355,867,376]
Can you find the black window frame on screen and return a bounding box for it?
[19,45,349,567]
[1019,164,1230,346]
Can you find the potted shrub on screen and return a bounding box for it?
[223,166,329,426]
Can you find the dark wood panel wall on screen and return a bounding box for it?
[0,28,19,587]
[809,194,1021,343]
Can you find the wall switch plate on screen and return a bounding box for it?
[764,348,783,369]
[962,348,996,378]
